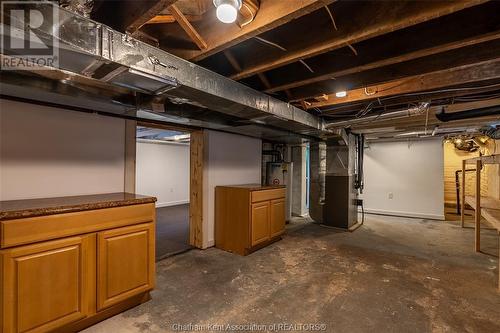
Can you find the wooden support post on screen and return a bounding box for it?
[189,130,204,249]
[475,160,481,252]
[498,232,500,291]
[461,159,466,228]
[124,120,137,193]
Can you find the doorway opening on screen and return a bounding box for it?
[136,125,192,260]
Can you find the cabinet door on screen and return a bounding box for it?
[1,235,94,333]
[270,199,286,238]
[97,223,155,310]
[251,201,270,246]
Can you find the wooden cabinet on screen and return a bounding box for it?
[270,199,286,238]
[97,223,155,310]
[1,235,95,333]
[0,193,156,333]
[251,202,270,246]
[216,185,286,255]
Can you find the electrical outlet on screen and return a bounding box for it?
[388,192,394,199]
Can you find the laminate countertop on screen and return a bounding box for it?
[0,192,157,221]
[215,184,286,191]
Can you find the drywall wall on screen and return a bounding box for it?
[361,139,445,220]
[202,130,262,248]
[135,140,190,207]
[0,99,126,200]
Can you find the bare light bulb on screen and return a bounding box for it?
[216,3,238,23]
[335,91,347,98]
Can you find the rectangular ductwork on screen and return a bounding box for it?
[0,5,327,140]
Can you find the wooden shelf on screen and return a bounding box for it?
[461,155,500,290]
[465,195,500,211]
[465,195,500,230]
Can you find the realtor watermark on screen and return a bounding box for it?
[1,1,59,70]
[171,323,328,331]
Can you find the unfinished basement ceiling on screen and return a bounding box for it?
[89,0,500,140]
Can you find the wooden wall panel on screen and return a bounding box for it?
[486,139,500,200]
[443,141,494,205]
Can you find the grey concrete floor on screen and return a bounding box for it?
[83,214,500,333]
[156,204,191,260]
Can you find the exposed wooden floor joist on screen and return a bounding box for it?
[125,0,179,34]
[171,0,336,61]
[306,58,500,109]
[265,32,500,94]
[229,0,487,81]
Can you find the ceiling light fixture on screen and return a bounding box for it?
[213,0,241,24]
[335,91,347,98]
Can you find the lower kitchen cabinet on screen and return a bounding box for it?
[216,184,286,255]
[1,235,95,333]
[270,199,286,238]
[97,223,155,310]
[0,193,157,333]
[251,201,271,246]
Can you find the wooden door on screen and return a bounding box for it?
[251,201,270,246]
[270,198,286,238]
[97,223,155,310]
[1,235,94,333]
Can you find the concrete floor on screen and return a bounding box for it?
[156,204,191,260]
[83,214,500,333]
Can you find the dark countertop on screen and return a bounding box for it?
[216,184,286,191]
[0,192,157,221]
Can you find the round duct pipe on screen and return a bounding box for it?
[435,105,500,122]
[325,103,429,129]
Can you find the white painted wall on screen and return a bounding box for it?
[0,99,127,201]
[135,140,190,207]
[361,139,445,220]
[202,130,262,248]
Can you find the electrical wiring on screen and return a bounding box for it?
[351,82,500,118]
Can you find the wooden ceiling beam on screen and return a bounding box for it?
[145,14,202,25]
[351,114,500,132]
[265,31,500,94]
[171,0,336,61]
[169,4,207,50]
[230,0,487,81]
[126,0,179,34]
[307,58,500,109]
[321,85,500,115]
[335,99,500,133]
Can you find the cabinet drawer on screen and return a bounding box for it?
[1,203,155,249]
[251,188,285,203]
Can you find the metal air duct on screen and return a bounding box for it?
[0,4,327,141]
